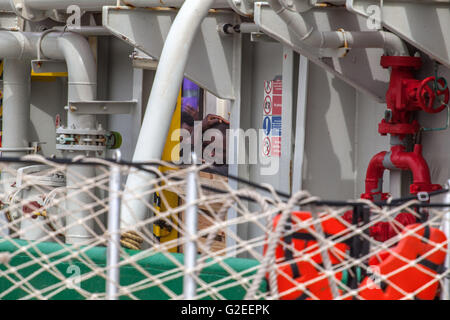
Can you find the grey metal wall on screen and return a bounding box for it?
[30,78,67,157]
[302,63,358,200]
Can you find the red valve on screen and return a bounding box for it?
[416,76,449,114]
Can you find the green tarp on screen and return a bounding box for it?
[0,239,267,300]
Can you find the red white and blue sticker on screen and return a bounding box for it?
[262,80,282,158]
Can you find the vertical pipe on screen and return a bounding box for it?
[226,29,243,256]
[442,179,450,300]
[2,59,31,159]
[292,55,309,193]
[280,47,294,194]
[53,34,98,245]
[121,0,215,231]
[106,152,122,300]
[1,59,31,237]
[183,153,198,300]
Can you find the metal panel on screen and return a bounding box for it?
[68,100,138,115]
[0,11,21,30]
[31,60,68,74]
[347,0,450,69]
[254,2,390,102]
[102,6,239,100]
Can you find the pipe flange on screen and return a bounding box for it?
[56,127,120,154]
[56,144,107,152]
[56,127,108,136]
[9,0,50,21]
[227,0,254,17]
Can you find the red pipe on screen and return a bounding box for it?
[363,144,441,200]
[390,144,430,185]
[364,151,387,199]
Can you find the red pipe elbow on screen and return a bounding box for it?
[364,151,387,197]
[363,144,441,198]
[390,145,431,185]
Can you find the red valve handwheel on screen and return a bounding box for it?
[416,76,449,114]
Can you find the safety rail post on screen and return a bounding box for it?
[183,153,199,300]
[442,179,450,300]
[106,151,122,300]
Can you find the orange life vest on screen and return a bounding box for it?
[358,224,447,300]
[267,212,350,300]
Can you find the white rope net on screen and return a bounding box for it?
[0,155,448,300]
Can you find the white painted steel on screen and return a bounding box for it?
[120,0,215,231]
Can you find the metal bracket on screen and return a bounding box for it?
[254,2,389,102]
[250,32,278,43]
[31,60,68,74]
[347,0,450,69]
[0,11,21,30]
[227,0,255,17]
[280,0,315,13]
[102,6,239,100]
[56,126,111,154]
[9,0,49,21]
[66,100,138,115]
[418,192,430,202]
[131,51,158,70]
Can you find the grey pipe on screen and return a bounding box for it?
[0,0,229,11]
[1,59,31,221]
[2,59,31,159]
[49,33,97,245]
[267,0,409,56]
[42,32,97,245]
[106,153,122,300]
[183,153,198,300]
[52,26,111,37]
[0,31,97,244]
[120,0,215,231]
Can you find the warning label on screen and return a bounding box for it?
[271,116,282,137]
[263,137,271,157]
[262,80,282,158]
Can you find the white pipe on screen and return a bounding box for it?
[0,147,35,152]
[2,59,31,159]
[0,31,97,244]
[0,32,97,129]
[106,154,121,300]
[266,0,409,56]
[125,0,229,7]
[183,153,198,300]
[1,58,31,199]
[0,0,229,11]
[292,55,309,193]
[50,33,97,245]
[0,59,31,237]
[52,26,111,37]
[120,0,215,231]
[442,179,450,300]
